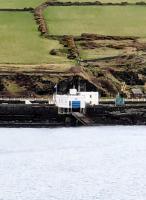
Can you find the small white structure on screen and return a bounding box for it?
[54,89,99,114]
[25,100,32,105]
[69,89,77,95]
[79,92,99,106]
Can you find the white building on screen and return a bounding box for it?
[54,89,99,113]
[79,91,99,106]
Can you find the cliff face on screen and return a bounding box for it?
[0,54,146,98]
[0,73,98,97]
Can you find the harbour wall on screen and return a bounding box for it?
[0,104,69,127]
[0,104,146,127]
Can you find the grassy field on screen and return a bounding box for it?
[0,12,69,64]
[44,6,146,37]
[0,0,145,7]
[0,0,45,8]
[79,48,124,60]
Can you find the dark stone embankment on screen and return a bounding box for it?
[86,105,146,125]
[0,104,69,127]
[0,104,146,127]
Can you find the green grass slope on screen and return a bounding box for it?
[0,12,69,64]
[0,0,45,8]
[1,0,146,6]
[1,0,146,7]
[44,6,146,37]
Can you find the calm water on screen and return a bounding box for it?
[0,126,146,200]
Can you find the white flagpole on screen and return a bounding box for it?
[55,84,58,95]
[54,84,58,105]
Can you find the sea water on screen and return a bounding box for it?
[0,126,146,200]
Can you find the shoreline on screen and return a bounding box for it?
[0,104,145,127]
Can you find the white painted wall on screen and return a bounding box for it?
[54,91,99,108]
[55,95,85,108]
[79,92,99,105]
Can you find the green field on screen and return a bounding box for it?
[0,12,69,64]
[0,0,45,8]
[44,6,146,37]
[79,48,124,60]
[0,0,145,8]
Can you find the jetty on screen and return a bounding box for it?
[72,112,94,126]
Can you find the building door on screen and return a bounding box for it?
[72,101,81,112]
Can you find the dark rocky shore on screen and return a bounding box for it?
[86,105,146,125]
[0,104,145,127]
